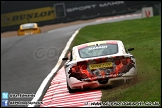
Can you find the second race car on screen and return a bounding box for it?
[17,23,41,36]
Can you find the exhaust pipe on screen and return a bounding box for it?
[98,79,109,84]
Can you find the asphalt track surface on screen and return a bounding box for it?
[1,13,142,107]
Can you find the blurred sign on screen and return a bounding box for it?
[66,1,125,13]
[54,3,66,18]
[142,7,153,18]
[65,1,126,18]
[1,7,56,27]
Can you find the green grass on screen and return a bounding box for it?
[69,16,161,106]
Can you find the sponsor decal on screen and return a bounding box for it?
[66,1,125,13]
[1,7,56,27]
[88,46,107,50]
[66,4,97,13]
[142,7,154,18]
[99,1,124,7]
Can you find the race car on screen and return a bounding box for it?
[17,23,41,36]
[62,40,137,93]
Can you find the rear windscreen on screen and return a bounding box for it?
[78,44,118,58]
[21,24,35,29]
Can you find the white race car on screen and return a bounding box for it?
[62,40,137,93]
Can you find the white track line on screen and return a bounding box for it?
[28,28,80,107]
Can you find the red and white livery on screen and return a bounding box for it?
[62,40,137,93]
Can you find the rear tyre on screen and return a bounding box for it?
[67,82,75,93]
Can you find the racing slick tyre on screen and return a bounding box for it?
[67,82,75,93]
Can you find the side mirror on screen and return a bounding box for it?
[62,57,68,61]
[128,48,134,52]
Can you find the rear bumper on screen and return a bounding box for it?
[69,75,135,90]
[68,67,137,90]
[17,31,40,36]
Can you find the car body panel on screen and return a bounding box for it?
[63,40,137,92]
[17,23,41,36]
